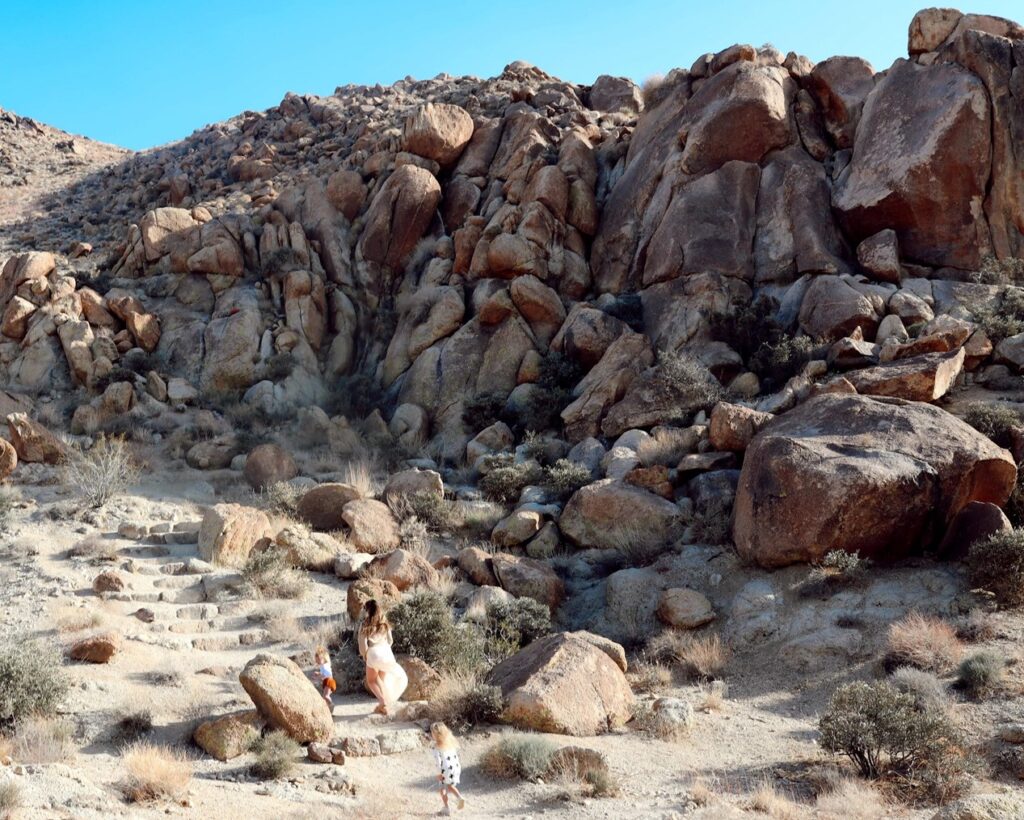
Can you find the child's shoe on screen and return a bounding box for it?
[457,798,465,811]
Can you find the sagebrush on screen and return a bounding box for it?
[63,435,139,508]
[0,640,68,730]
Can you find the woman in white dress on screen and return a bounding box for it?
[357,599,408,715]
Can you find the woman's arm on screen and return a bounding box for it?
[357,631,367,659]
[385,626,393,646]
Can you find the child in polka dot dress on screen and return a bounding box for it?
[430,722,466,814]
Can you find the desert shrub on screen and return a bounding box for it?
[261,246,306,277]
[63,435,139,508]
[0,780,21,815]
[484,598,551,661]
[517,352,583,433]
[1006,473,1024,528]
[13,716,75,763]
[631,700,692,741]
[0,486,20,531]
[112,710,153,749]
[148,670,185,688]
[257,480,301,515]
[640,74,668,109]
[323,372,385,420]
[687,498,732,546]
[956,608,996,643]
[967,529,1024,607]
[819,681,971,801]
[890,667,949,715]
[478,456,543,504]
[395,492,464,533]
[749,781,801,818]
[426,672,504,731]
[955,651,1005,699]
[969,255,1024,286]
[260,352,297,382]
[121,742,192,802]
[884,613,963,674]
[750,335,817,391]
[389,591,484,674]
[481,734,557,781]
[542,459,591,500]
[655,350,723,422]
[0,640,68,730]
[240,549,309,600]
[249,730,299,780]
[972,286,1024,342]
[462,393,507,433]
[330,638,366,695]
[962,402,1023,448]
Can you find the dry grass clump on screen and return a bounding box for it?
[112,710,153,749]
[0,779,21,816]
[240,549,309,600]
[63,435,139,508]
[337,457,382,498]
[611,521,665,567]
[56,608,105,634]
[550,749,619,799]
[12,716,74,763]
[884,612,963,674]
[122,742,192,803]
[631,699,692,742]
[749,780,802,819]
[148,670,185,688]
[889,667,949,715]
[389,492,464,534]
[957,608,997,643]
[647,632,729,680]
[0,487,22,532]
[425,672,504,731]
[250,730,300,780]
[689,777,715,806]
[814,778,888,820]
[67,536,119,563]
[698,680,728,712]
[627,660,673,694]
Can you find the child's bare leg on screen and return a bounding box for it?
[439,786,449,807]
[448,785,463,801]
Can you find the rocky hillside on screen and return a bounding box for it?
[2,7,1024,819]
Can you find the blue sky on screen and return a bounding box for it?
[3,1,1021,150]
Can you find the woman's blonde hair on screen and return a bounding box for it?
[359,599,390,638]
[430,721,457,750]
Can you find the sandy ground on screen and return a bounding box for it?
[0,453,1022,819]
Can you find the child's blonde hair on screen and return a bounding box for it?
[430,722,457,750]
[315,645,329,662]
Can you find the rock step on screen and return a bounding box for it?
[121,545,172,559]
[152,576,204,590]
[159,587,207,605]
[169,616,250,634]
[176,604,221,619]
[192,632,266,651]
[108,591,162,604]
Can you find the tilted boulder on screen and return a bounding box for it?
[845,348,965,402]
[296,483,362,530]
[193,710,264,761]
[733,394,1017,567]
[342,499,401,553]
[365,548,438,591]
[243,443,298,490]
[560,479,682,552]
[358,165,441,269]
[403,103,474,166]
[198,503,274,567]
[239,654,333,743]
[487,631,634,736]
[491,553,564,611]
[0,439,17,480]
[6,412,67,464]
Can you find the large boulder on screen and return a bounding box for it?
[382,468,443,501]
[709,402,773,451]
[357,165,442,269]
[402,103,474,166]
[365,548,438,591]
[342,499,401,553]
[798,275,879,341]
[239,654,333,743]
[845,349,965,402]
[491,553,564,611]
[560,479,682,552]
[193,710,264,761]
[243,444,298,490]
[733,394,1017,567]
[6,413,67,464]
[198,503,274,567]
[0,439,17,480]
[346,578,401,620]
[832,59,991,269]
[487,631,634,736]
[296,483,362,530]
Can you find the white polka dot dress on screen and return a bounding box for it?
[434,747,461,786]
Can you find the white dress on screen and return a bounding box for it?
[434,746,461,786]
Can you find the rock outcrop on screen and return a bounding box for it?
[239,654,334,743]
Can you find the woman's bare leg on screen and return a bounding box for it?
[366,668,386,705]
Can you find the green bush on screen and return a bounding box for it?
[969,256,1024,286]
[517,352,584,433]
[484,598,551,661]
[389,591,484,674]
[819,681,971,802]
[749,335,817,392]
[322,372,385,421]
[481,734,557,781]
[962,402,1023,448]
[890,667,949,715]
[462,393,508,433]
[250,730,300,780]
[967,529,1024,607]
[655,350,723,421]
[956,651,1005,699]
[331,637,367,695]
[400,492,464,533]
[426,676,504,731]
[478,457,543,504]
[0,639,69,730]
[972,287,1024,342]
[542,459,591,500]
